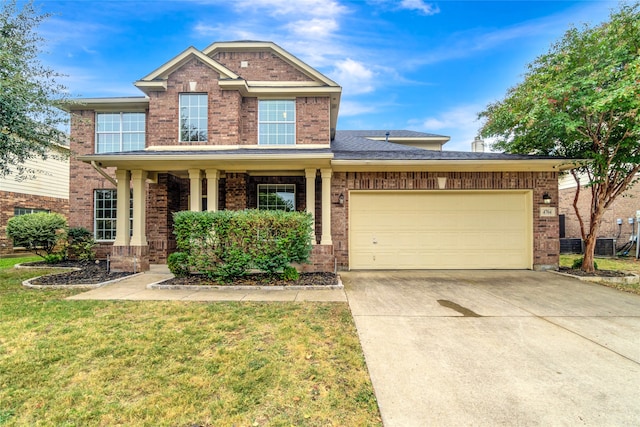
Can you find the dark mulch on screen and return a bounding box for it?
[25,260,134,286]
[558,267,630,278]
[164,272,338,287]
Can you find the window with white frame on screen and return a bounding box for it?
[94,190,132,241]
[258,100,295,145]
[257,184,295,211]
[180,93,208,142]
[14,207,50,216]
[96,113,145,153]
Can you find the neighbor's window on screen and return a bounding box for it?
[94,190,133,241]
[96,112,145,153]
[258,100,295,145]
[14,207,50,216]
[180,93,208,142]
[257,184,295,211]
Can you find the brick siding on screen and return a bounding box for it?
[211,51,314,82]
[559,184,640,243]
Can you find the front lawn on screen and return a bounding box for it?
[559,254,640,295]
[0,259,381,426]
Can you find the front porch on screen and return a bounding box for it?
[89,153,338,273]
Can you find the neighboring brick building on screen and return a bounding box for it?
[559,174,640,248]
[0,144,70,254]
[62,41,573,272]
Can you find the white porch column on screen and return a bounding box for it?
[305,168,317,244]
[205,169,219,212]
[114,169,130,246]
[320,168,332,245]
[130,169,147,246]
[188,168,202,212]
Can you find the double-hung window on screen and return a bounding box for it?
[96,113,145,153]
[180,93,208,142]
[14,207,50,216]
[258,100,295,145]
[94,190,133,241]
[257,184,296,211]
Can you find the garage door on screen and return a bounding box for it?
[349,191,532,269]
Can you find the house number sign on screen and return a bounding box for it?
[540,207,557,217]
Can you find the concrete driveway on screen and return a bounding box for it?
[342,270,640,426]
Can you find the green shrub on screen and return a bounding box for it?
[167,252,190,277]
[571,257,598,270]
[43,253,63,264]
[282,265,299,281]
[67,227,96,261]
[6,212,68,258]
[172,209,313,281]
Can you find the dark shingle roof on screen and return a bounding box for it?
[331,132,561,161]
[336,130,447,139]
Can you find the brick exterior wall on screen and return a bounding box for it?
[0,191,69,254]
[211,51,314,82]
[559,184,640,243]
[330,171,560,271]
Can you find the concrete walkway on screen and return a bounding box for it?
[342,270,640,427]
[67,265,346,302]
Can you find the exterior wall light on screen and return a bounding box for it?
[543,193,552,204]
[338,193,345,205]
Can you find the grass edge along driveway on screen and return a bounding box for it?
[0,257,381,427]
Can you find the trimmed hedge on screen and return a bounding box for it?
[171,210,313,281]
[6,212,68,259]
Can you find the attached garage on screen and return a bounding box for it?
[349,190,533,270]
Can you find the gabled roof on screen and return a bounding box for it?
[203,41,339,87]
[134,47,240,94]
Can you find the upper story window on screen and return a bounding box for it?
[258,100,295,145]
[180,93,208,142]
[96,113,145,153]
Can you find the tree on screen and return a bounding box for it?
[0,0,69,178]
[478,3,640,273]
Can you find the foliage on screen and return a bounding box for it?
[67,227,96,261]
[5,212,68,258]
[571,257,597,270]
[167,251,189,277]
[479,4,640,272]
[282,265,300,281]
[43,253,63,264]
[0,0,70,178]
[173,210,313,281]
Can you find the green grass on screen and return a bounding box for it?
[560,254,640,294]
[0,263,381,426]
[0,255,40,270]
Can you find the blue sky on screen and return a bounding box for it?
[34,0,619,151]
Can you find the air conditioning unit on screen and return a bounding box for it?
[560,238,583,254]
[595,238,616,256]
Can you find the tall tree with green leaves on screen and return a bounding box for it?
[479,3,640,273]
[0,0,69,177]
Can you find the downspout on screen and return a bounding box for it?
[91,161,117,187]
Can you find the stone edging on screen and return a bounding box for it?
[22,271,144,290]
[548,269,640,285]
[147,275,344,291]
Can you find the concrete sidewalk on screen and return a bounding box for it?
[67,265,346,302]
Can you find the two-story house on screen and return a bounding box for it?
[64,41,573,272]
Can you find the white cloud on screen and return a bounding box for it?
[399,0,440,16]
[330,58,376,95]
[411,104,484,151]
[231,0,348,18]
[286,18,339,39]
[337,100,379,117]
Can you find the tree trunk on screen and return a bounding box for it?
[581,205,606,273]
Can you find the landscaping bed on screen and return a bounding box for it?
[23,260,133,286]
[159,272,338,287]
